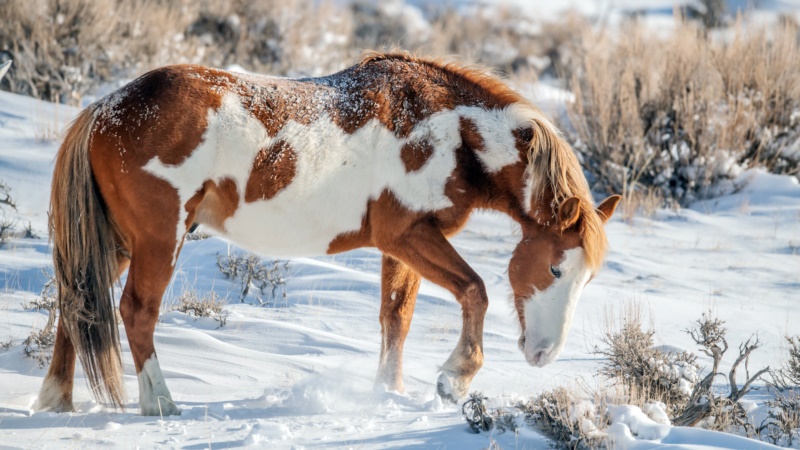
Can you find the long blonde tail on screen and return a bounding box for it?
[50,106,125,409]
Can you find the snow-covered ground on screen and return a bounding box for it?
[0,67,798,449]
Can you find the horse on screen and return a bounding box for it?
[36,52,619,416]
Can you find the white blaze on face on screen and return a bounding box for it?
[522,247,591,367]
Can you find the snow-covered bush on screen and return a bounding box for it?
[566,19,800,206]
[520,387,607,450]
[468,310,776,447]
[217,251,289,304]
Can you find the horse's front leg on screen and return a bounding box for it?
[377,254,421,392]
[378,220,488,403]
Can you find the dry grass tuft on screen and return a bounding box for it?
[170,289,228,328]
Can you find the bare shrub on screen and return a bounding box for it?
[566,19,800,206]
[771,336,800,390]
[0,180,16,211]
[217,251,289,304]
[171,289,228,328]
[0,217,15,248]
[672,313,769,433]
[593,304,699,415]
[22,272,57,368]
[519,387,606,449]
[758,391,800,447]
[23,222,39,239]
[0,180,17,247]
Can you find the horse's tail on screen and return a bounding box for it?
[50,106,126,410]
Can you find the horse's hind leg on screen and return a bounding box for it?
[376,255,421,392]
[34,316,77,412]
[119,240,180,416]
[35,253,130,412]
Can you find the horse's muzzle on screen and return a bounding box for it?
[520,336,556,367]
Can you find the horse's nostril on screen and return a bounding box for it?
[518,335,526,352]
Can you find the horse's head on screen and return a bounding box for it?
[508,195,619,367]
[484,105,620,367]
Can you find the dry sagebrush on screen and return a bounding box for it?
[567,19,800,207]
[0,0,561,106]
[217,251,289,304]
[593,305,700,416]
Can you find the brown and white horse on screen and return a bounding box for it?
[37,52,619,416]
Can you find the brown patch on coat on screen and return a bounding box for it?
[244,140,297,202]
[459,117,485,152]
[94,65,226,168]
[184,177,240,232]
[400,139,435,172]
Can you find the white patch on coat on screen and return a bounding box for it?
[521,247,591,367]
[143,93,530,258]
[137,355,179,416]
[460,105,530,173]
[34,375,71,412]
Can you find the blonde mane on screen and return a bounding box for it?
[526,119,608,270]
[361,51,608,269]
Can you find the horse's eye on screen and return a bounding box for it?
[519,127,534,142]
[550,265,562,279]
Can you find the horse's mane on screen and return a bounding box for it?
[361,51,608,269]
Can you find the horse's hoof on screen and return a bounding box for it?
[34,379,75,413]
[436,372,464,404]
[140,400,181,417]
[33,399,74,413]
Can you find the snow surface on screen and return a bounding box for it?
[0,73,798,448]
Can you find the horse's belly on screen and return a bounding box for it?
[218,195,366,257]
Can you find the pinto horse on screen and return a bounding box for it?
[37,52,619,416]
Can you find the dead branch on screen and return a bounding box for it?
[674,315,769,429]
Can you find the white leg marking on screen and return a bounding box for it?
[138,355,180,416]
[34,375,72,412]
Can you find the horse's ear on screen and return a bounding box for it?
[557,197,581,231]
[596,195,621,223]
